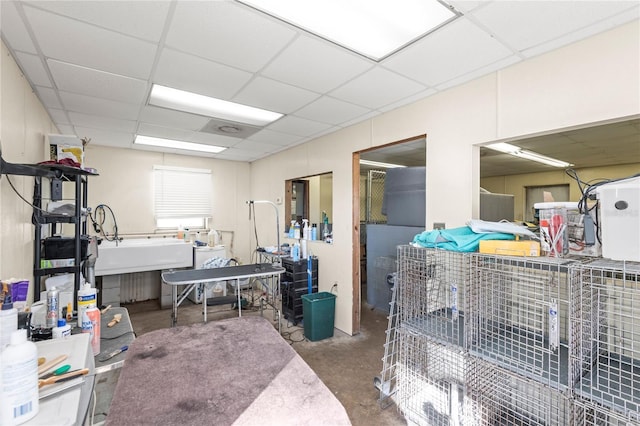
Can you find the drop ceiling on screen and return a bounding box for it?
[1,0,638,166]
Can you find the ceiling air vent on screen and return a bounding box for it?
[199,118,262,139]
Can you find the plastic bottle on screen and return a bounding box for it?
[294,221,301,239]
[292,243,300,262]
[289,221,295,238]
[52,318,71,339]
[0,329,39,424]
[177,225,185,240]
[311,224,317,241]
[77,283,97,328]
[303,219,310,240]
[0,294,18,350]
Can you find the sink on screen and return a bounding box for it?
[95,238,193,276]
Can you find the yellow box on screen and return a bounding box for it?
[479,240,540,257]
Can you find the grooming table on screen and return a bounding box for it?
[104,316,351,426]
[162,262,285,327]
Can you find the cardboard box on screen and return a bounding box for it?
[47,134,84,168]
[479,240,540,257]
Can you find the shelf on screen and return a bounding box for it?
[35,266,81,276]
[1,151,98,178]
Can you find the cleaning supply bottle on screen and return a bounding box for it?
[0,329,39,424]
[52,318,71,339]
[311,224,317,241]
[294,220,301,239]
[289,221,295,238]
[77,283,97,328]
[292,242,300,262]
[0,293,18,349]
[303,219,310,240]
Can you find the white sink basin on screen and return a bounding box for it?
[95,238,193,276]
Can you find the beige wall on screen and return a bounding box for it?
[481,163,640,222]
[0,41,58,299]
[2,22,639,334]
[84,145,253,261]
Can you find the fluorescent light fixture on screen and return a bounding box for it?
[134,135,226,154]
[513,150,574,168]
[486,142,520,154]
[149,84,283,127]
[359,159,407,169]
[238,0,458,61]
[486,143,574,168]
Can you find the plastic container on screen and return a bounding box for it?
[294,221,301,239]
[52,318,71,339]
[301,292,336,341]
[292,243,300,262]
[303,219,310,240]
[311,224,317,241]
[82,307,100,355]
[0,329,39,424]
[77,283,97,328]
[0,294,18,349]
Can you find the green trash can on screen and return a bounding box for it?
[301,292,336,341]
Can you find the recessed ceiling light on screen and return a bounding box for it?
[148,84,283,127]
[134,135,226,154]
[359,159,407,169]
[238,0,458,61]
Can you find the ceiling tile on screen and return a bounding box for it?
[59,91,141,120]
[378,88,438,113]
[55,124,76,135]
[233,76,321,115]
[47,108,70,125]
[471,1,637,52]
[231,139,282,154]
[48,59,148,104]
[165,1,296,72]
[137,123,193,141]
[267,115,333,137]
[435,55,521,91]
[34,86,62,108]
[24,5,157,80]
[293,97,371,125]
[75,126,134,149]
[331,67,427,110]
[25,0,171,41]
[215,147,264,162]
[138,106,209,132]
[154,48,253,100]
[68,111,137,133]
[0,2,37,54]
[14,51,52,87]
[261,34,374,93]
[247,128,306,147]
[384,17,513,87]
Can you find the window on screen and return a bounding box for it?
[154,165,212,229]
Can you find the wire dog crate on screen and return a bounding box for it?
[396,330,468,426]
[570,259,640,420]
[465,357,573,425]
[572,398,639,426]
[396,245,471,348]
[467,254,579,390]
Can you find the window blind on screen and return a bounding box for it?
[153,165,212,219]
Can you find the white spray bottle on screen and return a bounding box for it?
[303,219,310,240]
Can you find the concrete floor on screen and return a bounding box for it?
[107,290,407,426]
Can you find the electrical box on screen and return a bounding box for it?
[596,176,640,262]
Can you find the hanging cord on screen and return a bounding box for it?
[89,204,120,242]
[3,175,49,217]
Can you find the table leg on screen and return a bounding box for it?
[172,284,177,327]
[202,284,207,323]
[236,279,242,317]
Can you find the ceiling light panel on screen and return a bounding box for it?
[134,135,226,154]
[149,84,283,127]
[238,0,458,61]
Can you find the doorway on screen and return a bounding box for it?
[352,136,426,334]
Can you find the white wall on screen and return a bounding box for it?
[249,21,640,335]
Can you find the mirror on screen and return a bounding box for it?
[285,172,333,241]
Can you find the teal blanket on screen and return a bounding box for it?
[412,226,515,252]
